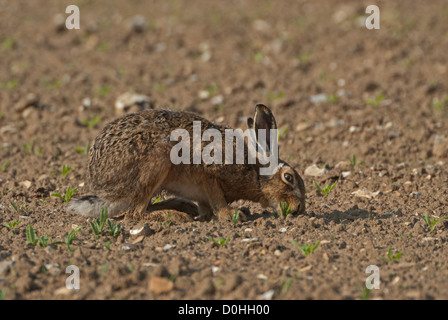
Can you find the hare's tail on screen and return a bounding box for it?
[67,195,129,218]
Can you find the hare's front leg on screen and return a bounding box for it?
[202,179,247,222]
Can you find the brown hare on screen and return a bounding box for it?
[68,104,306,221]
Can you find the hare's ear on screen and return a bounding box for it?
[254,104,277,152]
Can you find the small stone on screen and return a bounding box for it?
[115,92,153,116]
[163,244,176,251]
[198,90,210,99]
[352,188,380,199]
[309,93,327,104]
[257,274,268,280]
[403,181,413,193]
[295,123,310,132]
[54,287,75,296]
[0,261,15,276]
[349,126,361,133]
[261,289,275,300]
[129,15,147,33]
[396,162,408,169]
[82,98,91,108]
[131,235,145,244]
[44,263,61,275]
[19,180,32,189]
[210,95,223,105]
[241,238,260,242]
[342,171,351,178]
[148,276,174,294]
[304,164,328,177]
[422,237,438,242]
[120,243,137,251]
[279,227,287,233]
[244,228,253,233]
[252,19,270,32]
[335,160,352,171]
[130,224,151,237]
[215,116,225,123]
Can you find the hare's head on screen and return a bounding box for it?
[259,161,306,215]
[248,104,306,215]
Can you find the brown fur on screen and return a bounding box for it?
[68,105,306,221]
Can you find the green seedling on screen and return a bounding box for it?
[43,79,62,90]
[9,201,18,212]
[52,164,72,178]
[350,154,365,167]
[313,180,337,197]
[386,248,402,263]
[0,288,6,300]
[205,83,219,95]
[279,202,293,217]
[9,202,28,213]
[1,160,10,172]
[253,52,264,62]
[291,239,320,257]
[231,210,240,225]
[51,186,78,203]
[64,226,82,252]
[152,197,162,204]
[209,236,230,247]
[366,93,385,107]
[62,164,72,178]
[2,37,15,50]
[278,126,289,140]
[360,287,371,300]
[266,91,285,104]
[80,115,102,129]
[3,220,21,234]
[327,93,338,103]
[432,96,448,111]
[162,212,173,228]
[1,79,19,89]
[100,261,110,276]
[422,213,446,232]
[23,141,34,155]
[298,53,312,65]
[96,41,109,52]
[107,220,121,238]
[25,225,53,248]
[154,83,167,92]
[76,141,91,155]
[89,206,108,236]
[96,85,111,97]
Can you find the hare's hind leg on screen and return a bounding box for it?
[147,197,200,218]
[124,164,171,220]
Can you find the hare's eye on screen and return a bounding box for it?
[283,173,293,184]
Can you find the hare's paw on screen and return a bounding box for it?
[217,207,248,223]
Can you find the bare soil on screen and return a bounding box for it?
[1,0,448,300]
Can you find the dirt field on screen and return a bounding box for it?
[1,0,448,300]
